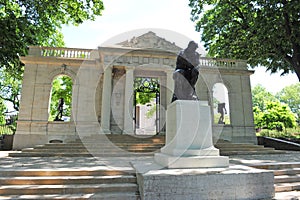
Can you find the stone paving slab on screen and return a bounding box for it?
[274,191,300,200]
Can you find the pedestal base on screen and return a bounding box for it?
[132,161,275,200]
[154,100,229,168]
[155,152,229,168]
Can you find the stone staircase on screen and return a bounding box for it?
[253,163,300,193]
[9,135,283,157]
[3,135,298,199]
[0,168,139,200]
[9,135,164,157]
[215,139,285,156]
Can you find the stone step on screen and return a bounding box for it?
[8,152,154,157]
[34,145,163,151]
[0,170,134,177]
[252,163,300,193]
[73,140,165,144]
[87,135,164,139]
[275,175,300,183]
[274,182,300,192]
[0,183,138,195]
[0,169,139,198]
[76,138,165,143]
[273,168,300,176]
[217,147,275,151]
[22,148,159,153]
[0,192,139,200]
[41,143,164,147]
[220,150,283,156]
[0,175,136,185]
[215,143,266,148]
[253,163,300,170]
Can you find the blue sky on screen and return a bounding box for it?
[62,0,298,94]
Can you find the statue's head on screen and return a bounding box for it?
[187,41,198,51]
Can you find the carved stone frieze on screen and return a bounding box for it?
[117,31,182,52]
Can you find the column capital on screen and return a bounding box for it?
[103,65,113,71]
[125,66,135,71]
[165,68,174,74]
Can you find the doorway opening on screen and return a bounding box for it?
[212,83,230,124]
[48,75,72,122]
[134,77,160,135]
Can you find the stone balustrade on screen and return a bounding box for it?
[198,57,248,69]
[27,46,248,70]
[28,46,92,59]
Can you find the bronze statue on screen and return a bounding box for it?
[54,98,64,121]
[217,103,227,124]
[172,41,200,102]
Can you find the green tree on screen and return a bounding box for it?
[0,67,22,111]
[135,92,156,105]
[276,83,300,120]
[1,0,104,73]
[252,84,277,111]
[189,1,300,81]
[49,75,72,121]
[134,78,159,105]
[253,106,264,129]
[0,0,104,122]
[0,98,6,124]
[255,101,296,130]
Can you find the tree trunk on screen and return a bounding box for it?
[294,65,300,82]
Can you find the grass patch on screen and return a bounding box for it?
[256,126,300,140]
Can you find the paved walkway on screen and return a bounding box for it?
[0,151,299,199]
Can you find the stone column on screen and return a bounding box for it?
[166,69,174,105]
[100,66,112,133]
[123,67,134,134]
[159,76,166,134]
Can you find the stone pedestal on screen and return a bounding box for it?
[154,100,229,168]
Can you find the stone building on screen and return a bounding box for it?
[13,32,256,149]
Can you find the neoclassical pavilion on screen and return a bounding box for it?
[13,32,256,149]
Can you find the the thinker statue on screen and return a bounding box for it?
[172,41,200,102]
[54,98,64,121]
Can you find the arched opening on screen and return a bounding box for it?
[213,83,230,124]
[48,75,73,121]
[134,77,160,135]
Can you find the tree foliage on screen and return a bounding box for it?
[252,84,277,111]
[135,92,156,105]
[189,0,300,81]
[276,83,300,120]
[1,0,104,72]
[0,98,6,124]
[254,101,296,130]
[134,78,159,105]
[0,67,22,111]
[0,0,104,115]
[49,75,72,121]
